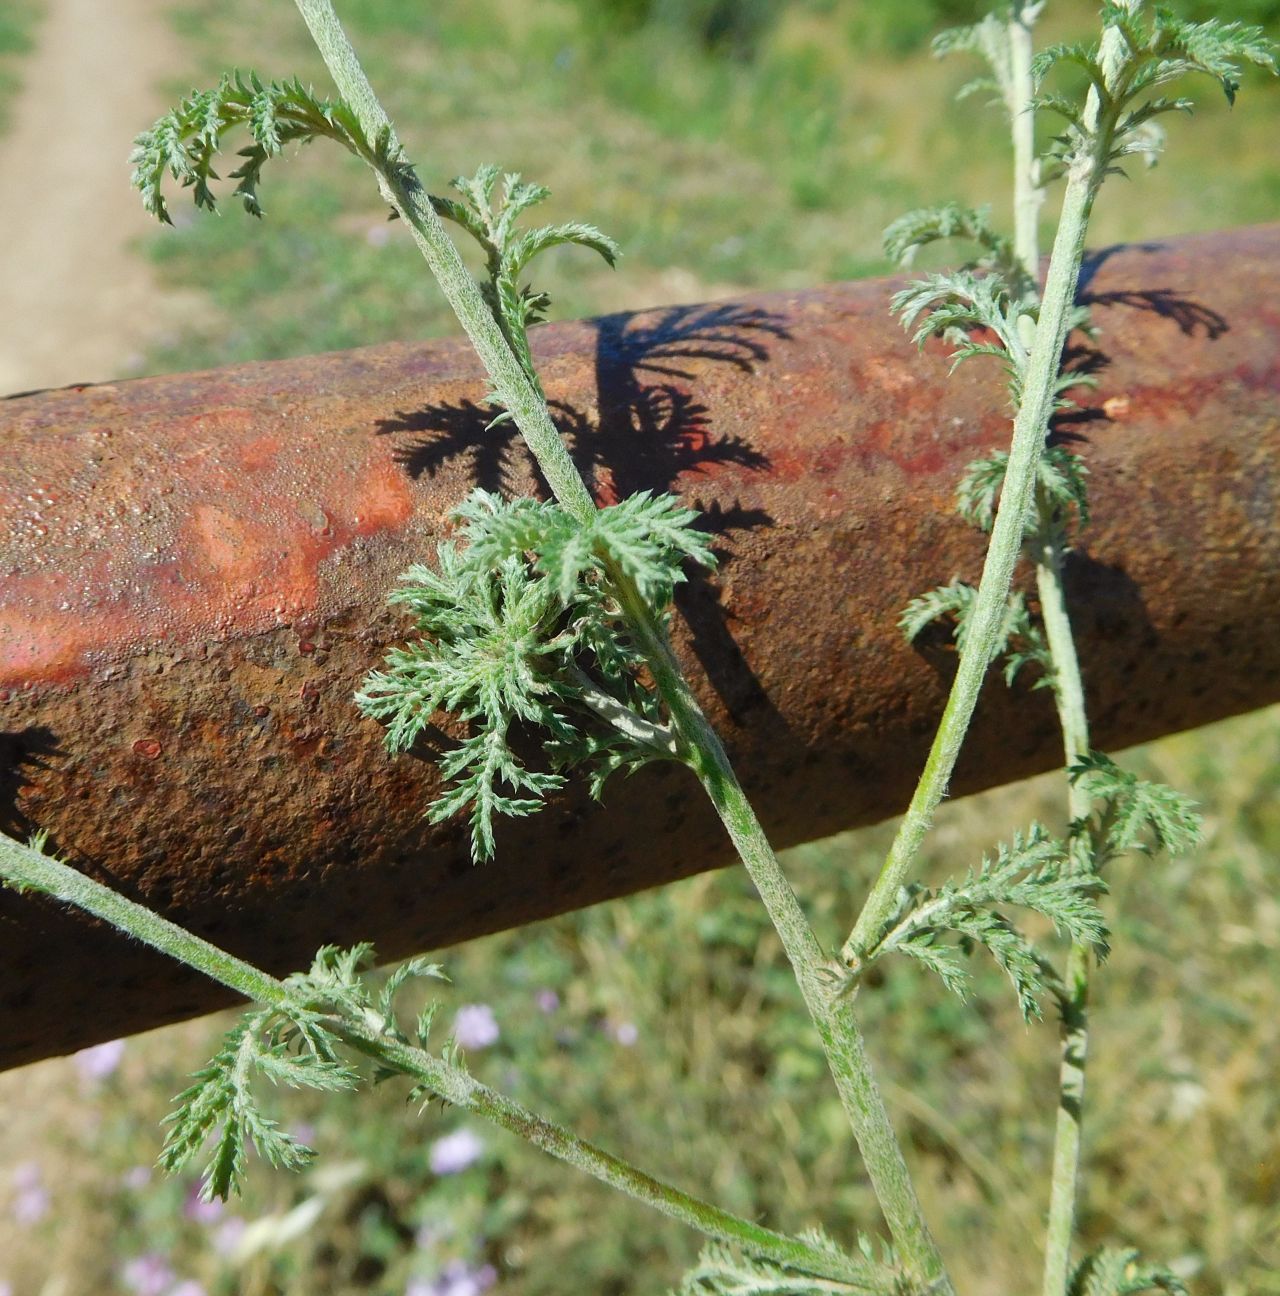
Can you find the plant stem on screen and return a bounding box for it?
[290,0,596,529]
[1029,8,1142,1288]
[291,1,953,1284]
[0,834,873,1289]
[619,589,953,1292]
[1034,488,1094,1296]
[1008,2,1044,281]
[841,7,1129,968]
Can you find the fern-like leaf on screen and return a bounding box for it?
[429,165,620,399]
[675,1227,908,1295]
[1067,1246,1187,1296]
[159,1012,356,1201]
[130,71,401,223]
[358,489,711,860]
[957,445,1089,538]
[869,825,1108,1019]
[1069,752,1202,866]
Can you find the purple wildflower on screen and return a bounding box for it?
[452,1004,499,1050]
[407,1260,497,1296]
[534,988,560,1014]
[610,1020,639,1047]
[183,1182,224,1224]
[428,1128,484,1175]
[10,1161,50,1225]
[122,1253,176,1296]
[74,1038,125,1084]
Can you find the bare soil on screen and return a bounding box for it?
[0,0,203,396]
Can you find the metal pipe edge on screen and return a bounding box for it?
[1,224,1277,1070]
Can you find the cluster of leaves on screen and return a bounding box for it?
[129,70,414,223]
[899,443,1090,687]
[676,1229,912,1296]
[429,165,619,409]
[1033,7,1277,177]
[859,754,1199,1019]
[860,824,1106,1019]
[357,488,715,860]
[161,945,446,1201]
[900,578,1052,687]
[1068,750,1202,868]
[1066,1246,1187,1296]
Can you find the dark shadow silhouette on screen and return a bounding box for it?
[376,299,788,506]
[1080,288,1229,340]
[1076,240,1168,295]
[0,726,61,841]
[380,398,523,495]
[1077,240,1229,339]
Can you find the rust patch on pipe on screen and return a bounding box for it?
[1,226,1278,1069]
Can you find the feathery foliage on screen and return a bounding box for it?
[357,488,713,860]
[160,945,446,1201]
[900,580,1052,687]
[429,165,619,406]
[675,1229,910,1296]
[1032,8,1276,177]
[862,824,1107,1019]
[957,445,1090,537]
[1066,1247,1187,1296]
[129,70,412,223]
[1069,751,1202,867]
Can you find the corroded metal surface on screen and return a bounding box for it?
[2,225,1278,1070]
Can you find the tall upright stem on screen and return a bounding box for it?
[289,1,953,1285]
[842,168,1098,966]
[842,7,1133,971]
[1009,2,1044,279]
[1031,9,1142,1289]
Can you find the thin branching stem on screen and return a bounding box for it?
[102,1,953,1285]
[1030,11,1141,1290]
[1009,2,1045,281]
[841,12,1130,972]
[0,834,875,1288]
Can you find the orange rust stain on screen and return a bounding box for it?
[238,434,284,473]
[192,505,269,589]
[347,461,414,534]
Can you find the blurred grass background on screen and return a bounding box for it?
[3,1,1280,1293]
[0,0,40,131]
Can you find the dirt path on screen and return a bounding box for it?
[0,3,210,1282]
[0,0,202,395]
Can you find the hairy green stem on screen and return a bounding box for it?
[841,10,1128,968]
[618,591,954,1293]
[0,834,871,1288]
[1031,9,1141,1288]
[290,0,952,1284]
[291,0,596,528]
[1009,2,1044,280]
[1035,501,1095,1296]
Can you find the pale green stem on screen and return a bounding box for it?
[0,834,879,1289]
[617,587,954,1293]
[843,175,1099,965]
[842,6,1134,968]
[290,0,595,527]
[289,1,952,1285]
[1008,1,1044,282]
[1031,7,1143,1288]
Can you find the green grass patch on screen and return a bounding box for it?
[0,0,41,134]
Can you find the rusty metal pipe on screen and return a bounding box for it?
[1,225,1278,1071]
